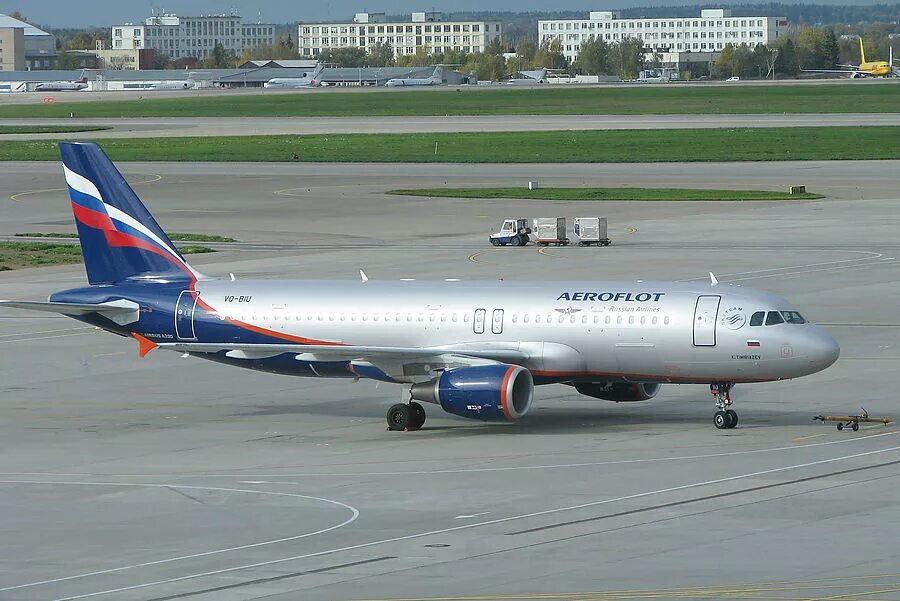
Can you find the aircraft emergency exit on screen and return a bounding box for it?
[0,143,840,431]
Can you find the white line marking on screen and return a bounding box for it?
[38,444,900,601]
[0,331,94,345]
[0,327,90,339]
[454,512,491,519]
[6,430,892,479]
[0,483,358,594]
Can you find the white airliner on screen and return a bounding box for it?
[264,64,325,88]
[148,80,195,90]
[385,66,443,87]
[34,76,88,92]
[0,143,840,431]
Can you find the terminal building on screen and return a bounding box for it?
[0,13,58,69]
[111,13,276,61]
[538,9,787,69]
[298,12,502,59]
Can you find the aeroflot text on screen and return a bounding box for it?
[556,292,666,302]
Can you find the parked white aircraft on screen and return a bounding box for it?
[34,75,88,91]
[148,80,195,90]
[0,143,841,432]
[385,66,443,87]
[264,64,324,88]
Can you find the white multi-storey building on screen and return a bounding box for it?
[539,9,788,66]
[298,12,502,59]
[111,14,275,61]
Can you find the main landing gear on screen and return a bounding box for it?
[711,382,738,430]
[386,401,426,431]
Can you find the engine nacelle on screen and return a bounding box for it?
[410,364,534,421]
[574,382,661,402]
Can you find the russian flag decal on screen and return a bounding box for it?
[747,340,761,347]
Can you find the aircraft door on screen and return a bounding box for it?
[175,290,199,340]
[473,308,486,334]
[492,309,504,334]
[693,295,721,346]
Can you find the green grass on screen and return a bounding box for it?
[0,242,214,271]
[0,85,897,118]
[0,125,112,134]
[0,127,897,163]
[388,187,823,201]
[15,232,236,242]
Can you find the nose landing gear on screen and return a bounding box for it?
[711,382,738,429]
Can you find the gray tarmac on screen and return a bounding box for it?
[3,113,900,139]
[2,160,900,600]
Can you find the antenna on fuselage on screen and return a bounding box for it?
[709,272,719,286]
[360,269,369,283]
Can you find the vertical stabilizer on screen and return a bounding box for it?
[60,142,201,285]
[859,38,867,64]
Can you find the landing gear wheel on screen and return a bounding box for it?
[710,382,736,430]
[714,411,729,429]
[725,409,738,429]
[387,403,413,431]
[409,401,426,430]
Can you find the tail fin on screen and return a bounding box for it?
[859,38,867,64]
[431,66,444,82]
[60,142,200,285]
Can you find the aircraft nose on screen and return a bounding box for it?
[809,327,840,372]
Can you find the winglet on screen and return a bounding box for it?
[132,333,158,358]
[360,269,369,283]
[709,272,719,286]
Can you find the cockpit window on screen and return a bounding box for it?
[765,311,784,325]
[781,311,806,324]
[749,311,765,326]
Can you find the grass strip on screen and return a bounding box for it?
[0,127,896,163]
[0,242,213,271]
[15,232,236,242]
[0,85,898,118]
[0,125,112,134]
[387,187,823,201]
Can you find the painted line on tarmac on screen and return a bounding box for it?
[0,483,359,595]
[467,252,481,263]
[0,326,90,339]
[4,431,896,480]
[9,174,162,203]
[0,331,94,345]
[34,444,900,601]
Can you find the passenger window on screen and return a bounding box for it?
[535,314,542,323]
[524,314,530,323]
[749,311,765,326]
[765,311,784,326]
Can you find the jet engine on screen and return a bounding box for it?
[410,364,534,421]
[574,382,661,402]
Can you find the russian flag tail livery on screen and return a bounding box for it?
[60,142,201,285]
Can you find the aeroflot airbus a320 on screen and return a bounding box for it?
[1,143,841,430]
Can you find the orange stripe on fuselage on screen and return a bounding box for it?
[191,293,346,347]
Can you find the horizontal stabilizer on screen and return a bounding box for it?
[0,299,140,325]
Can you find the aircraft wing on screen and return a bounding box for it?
[801,68,857,73]
[156,341,529,380]
[0,299,140,325]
